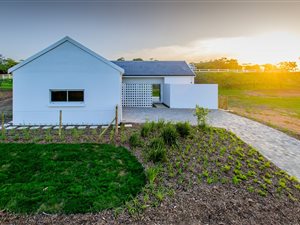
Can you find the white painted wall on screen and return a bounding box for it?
[13,41,122,125]
[164,76,194,84]
[163,84,171,107]
[123,77,164,103]
[163,84,218,109]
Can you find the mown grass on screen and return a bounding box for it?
[0,143,146,214]
[195,72,300,138]
[195,72,300,90]
[0,79,12,90]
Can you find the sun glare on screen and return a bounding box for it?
[193,31,300,64]
[120,31,300,65]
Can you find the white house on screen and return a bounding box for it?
[8,36,218,125]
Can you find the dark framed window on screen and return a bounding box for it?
[50,90,84,102]
[68,91,84,102]
[51,91,67,102]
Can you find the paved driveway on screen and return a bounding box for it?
[123,108,300,180]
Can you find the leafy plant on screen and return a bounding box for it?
[146,137,166,163]
[120,123,126,143]
[175,122,191,138]
[129,132,143,148]
[141,121,154,137]
[232,175,241,185]
[147,146,167,163]
[161,123,178,146]
[146,166,161,185]
[194,105,209,127]
[221,164,231,173]
[257,189,267,197]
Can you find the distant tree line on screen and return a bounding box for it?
[0,55,18,74]
[193,57,298,72]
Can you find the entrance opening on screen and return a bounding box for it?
[152,84,161,103]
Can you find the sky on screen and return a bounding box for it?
[1,0,300,64]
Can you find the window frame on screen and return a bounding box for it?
[49,89,85,104]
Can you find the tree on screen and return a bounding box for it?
[0,55,18,74]
[133,58,143,61]
[263,64,278,72]
[194,57,242,70]
[117,57,125,61]
[278,61,297,72]
[243,64,261,71]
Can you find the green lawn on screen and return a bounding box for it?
[0,143,146,214]
[219,89,300,118]
[196,72,300,138]
[0,79,12,90]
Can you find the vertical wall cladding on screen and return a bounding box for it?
[122,83,152,107]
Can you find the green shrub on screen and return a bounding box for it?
[140,121,154,137]
[175,122,191,138]
[129,132,143,148]
[146,166,161,185]
[156,119,165,129]
[161,123,178,146]
[146,138,166,163]
[148,137,165,149]
[147,147,167,163]
[194,105,209,127]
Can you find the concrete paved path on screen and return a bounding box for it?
[123,108,300,180]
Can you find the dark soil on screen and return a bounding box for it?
[0,123,299,225]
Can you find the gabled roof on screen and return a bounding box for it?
[111,61,195,76]
[8,36,124,74]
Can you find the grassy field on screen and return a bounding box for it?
[0,79,12,90]
[196,72,300,139]
[0,143,146,214]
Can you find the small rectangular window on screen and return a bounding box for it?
[50,90,84,102]
[68,91,84,102]
[51,91,67,102]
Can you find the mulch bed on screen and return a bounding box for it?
[1,123,299,225]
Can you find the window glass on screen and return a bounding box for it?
[51,91,67,102]
[68,91,84,102]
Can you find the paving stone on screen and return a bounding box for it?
[6,126,16,130]
[17,126,28,130]
[42,126,52,130]
[30,126,40,130]
[65,126,75,130]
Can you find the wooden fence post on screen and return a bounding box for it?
[115,105,118,136]
[59,110,62,137]
[1,112,4,136]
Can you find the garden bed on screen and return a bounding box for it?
[0,122,299,224]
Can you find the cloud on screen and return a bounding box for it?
[115,32,300,64]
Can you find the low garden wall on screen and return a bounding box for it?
[163,84,218,109]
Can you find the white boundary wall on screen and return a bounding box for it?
[163,84,218,109]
